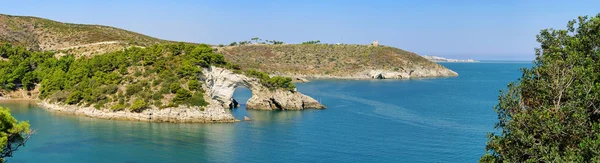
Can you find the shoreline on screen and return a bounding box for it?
[36,101,238,123]
[0,98,38,101]
[281,69,459,82]
[296,74,458,80]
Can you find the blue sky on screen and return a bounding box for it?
[1,0,599,60]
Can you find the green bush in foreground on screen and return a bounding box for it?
[481,14,600,162]
[0,107,32,163]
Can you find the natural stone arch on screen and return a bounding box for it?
[202,66,325,110]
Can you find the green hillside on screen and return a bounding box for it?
[219,44,451,77]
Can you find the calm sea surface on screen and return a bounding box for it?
[1,62,532,163]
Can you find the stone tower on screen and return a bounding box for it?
[372,40,379,46]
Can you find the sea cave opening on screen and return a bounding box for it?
[229,86,252,119]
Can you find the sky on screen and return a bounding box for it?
[1,0,599,60]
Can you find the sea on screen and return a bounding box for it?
[1,61,532,163]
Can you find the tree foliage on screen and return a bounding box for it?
[245,69,296,91]
[302,40,321,44]
[1,41,295,111]
[0,43,227,111]
[0,107,31,163]
[481,14,600,162]
[130,98,147,113]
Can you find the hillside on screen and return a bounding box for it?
[0,14,168,54]
[219,44,457,79]
[0,42,322,122]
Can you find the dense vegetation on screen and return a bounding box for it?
[301,40,321,44]
[245,69,295,91]
[0,42,296,112]
[0,107,31,163]
[481,14,600,162]
[219,44,445,76]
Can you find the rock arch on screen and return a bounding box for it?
[202,66,325,110]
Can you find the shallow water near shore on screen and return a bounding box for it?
[1,62,531,163]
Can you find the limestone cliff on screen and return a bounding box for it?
[203,66,325,110]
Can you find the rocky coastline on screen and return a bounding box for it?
[37,101,237,123]
[1,66,327,123]
[422,55,479,62]
[276,68,458,81]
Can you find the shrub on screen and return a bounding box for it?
[93,99,108,109]
[245,69,295,91]
[169,83,181,93]
[130,99,147,113]
[152,79,162,86]
[153,100,163,107]
[111,104,126,111]
[186,92,208,106]
[302,40,321,44]
[173,89,192,104]
[224,62,241,70]
[133,70,142,77]
[0,106,31,162]
[125,83,143,96]
[158,86,170,94]
[65,91,83,104]
[266,76,296,91]
[50,90,71,103]
[100,84,118,94]
[481,14,600,162]
[151,92,163,100]
[187,80,201,91]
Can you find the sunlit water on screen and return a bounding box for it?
[1,62,531,162]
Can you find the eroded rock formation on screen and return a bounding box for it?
[203,66,326,110]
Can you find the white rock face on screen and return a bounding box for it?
[276,67,458,80]
[246,89,325,110]
[203,66,262,108]
[38,101,236,123]
[203,66,325,110]
[367,70,410,79]
[364,69,456,79]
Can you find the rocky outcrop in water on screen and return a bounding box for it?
[203,66,326,110]
[246,89,325,110]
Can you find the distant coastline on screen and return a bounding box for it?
[422,56,479,63]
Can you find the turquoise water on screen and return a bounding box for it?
[1,62,531,163]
